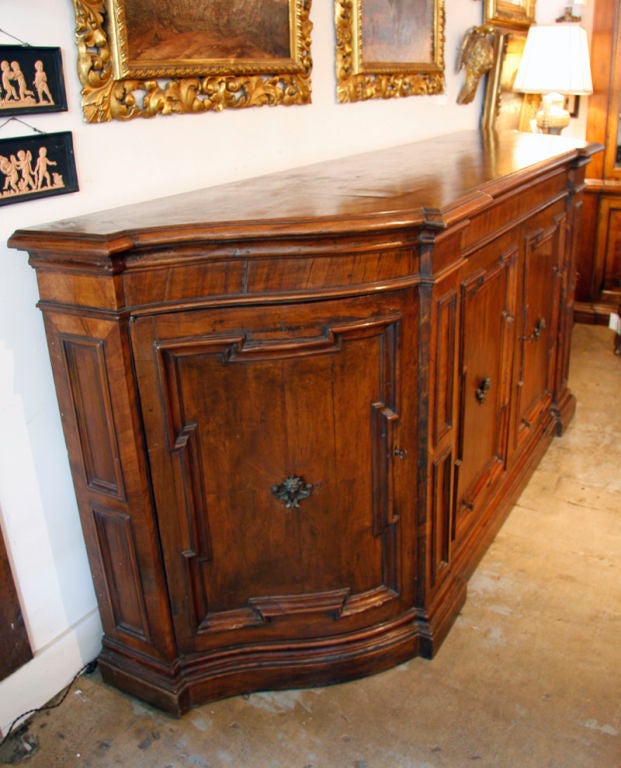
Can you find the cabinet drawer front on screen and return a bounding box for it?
[131,295,416,651]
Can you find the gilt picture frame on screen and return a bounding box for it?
[0,46,67,117]
[335,0,445,103]
[482,28,539,132]
[0,131,79,206]
[484,0,536,29]
[73,0,313,122]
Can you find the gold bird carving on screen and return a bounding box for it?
[457,25,496,105]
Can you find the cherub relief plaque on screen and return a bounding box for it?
[0,131,78,206]
[0,46,67,116]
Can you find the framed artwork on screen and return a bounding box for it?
[73,0,313,122]
[335,0,445,103]
[484,0,536,29]
[0,131,79,206]
[0,46,67,116]
[482,28,537,131]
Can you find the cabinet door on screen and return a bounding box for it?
[512,211,564,453]
[130,293,416,654]
[596,197,621,297]
[454,240,517,545]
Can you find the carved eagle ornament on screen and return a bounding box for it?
[456,24,496,105]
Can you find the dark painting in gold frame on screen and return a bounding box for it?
[73,0,312,122]
[335,0,445,103]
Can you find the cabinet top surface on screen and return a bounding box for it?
[10,130,597,255]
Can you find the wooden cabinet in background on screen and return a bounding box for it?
[576,0,621,324]
[9,131,598,715]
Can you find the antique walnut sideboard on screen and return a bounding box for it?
[9,131,599,715]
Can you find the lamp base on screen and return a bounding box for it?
[536,92,570,134]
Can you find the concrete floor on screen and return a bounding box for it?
[1,323,620,768]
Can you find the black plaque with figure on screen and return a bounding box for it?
[0,131,78,206]
[0,46,67,116]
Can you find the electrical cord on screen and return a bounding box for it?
[0,660,98,748]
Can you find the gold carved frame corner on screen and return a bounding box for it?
[484,0,536,29]
[72,0,313,122]
[335,0,445,103]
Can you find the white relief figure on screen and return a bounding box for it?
[16,149,36,192]
[11,61,34,100]
[0,154,19,193]
[0,145,64,198]
[33,60,54,104]
[1,61,18,102]
[34,146,57,189]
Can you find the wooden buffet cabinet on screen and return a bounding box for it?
[9,131,598,715]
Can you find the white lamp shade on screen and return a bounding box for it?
[513,23,593,95]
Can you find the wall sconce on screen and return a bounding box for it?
[513,22,593,134]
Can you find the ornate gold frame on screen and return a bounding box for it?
[335,0,445,103]
[72,0,313,122]
[484,0,536,29]
[482,27,538,132]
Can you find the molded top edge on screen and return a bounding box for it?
[8,130,600,258]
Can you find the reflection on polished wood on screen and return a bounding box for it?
[9,130,599,716]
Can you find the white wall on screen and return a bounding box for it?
[0,0,584,734]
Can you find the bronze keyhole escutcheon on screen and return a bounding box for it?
[533,317,546,340]
[475,376,492,404]
[271,475,313,509]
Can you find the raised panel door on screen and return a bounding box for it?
[130,292,417,654]
[597,197,621,296]
[454,239,517,545]
[512,211,564,453]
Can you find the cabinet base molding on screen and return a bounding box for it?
[574,301,616,326]
[99,612,429,716]
[553,391,577,436]
[9,131,599,714]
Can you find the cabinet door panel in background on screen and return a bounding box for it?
[597,198,621,295]
[513,210,564,453]
[454,240,517,545]
[131,293,416,653]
